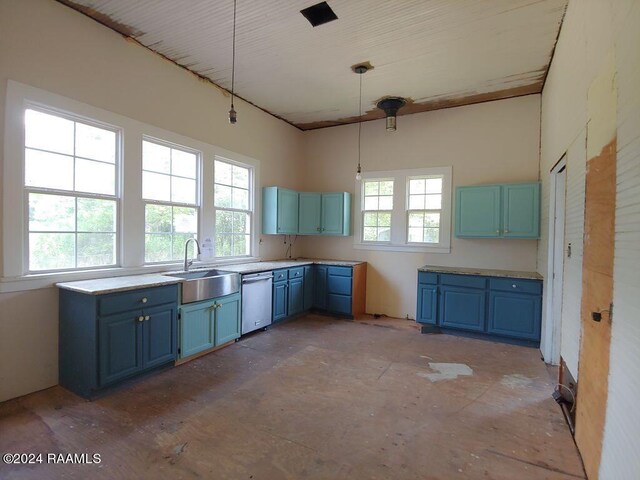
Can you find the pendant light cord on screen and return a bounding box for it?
[231,0,237,108]
[357,71,363,169]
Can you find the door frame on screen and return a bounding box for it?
[541,155,567,364]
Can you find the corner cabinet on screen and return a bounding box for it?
[178,292,241,361]
[264,187,351,236]
[455,183,540,239]
[417,271,542,345]
[59,284,179,398]
[263,187,299,234]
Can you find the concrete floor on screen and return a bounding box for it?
[0,314,585,479]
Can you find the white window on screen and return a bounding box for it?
[213,158,252,257]
[355,167,452,253]
[24,108,119,272]
[142,139,199,263]
[362,179,393,242]
[407,176,443,244]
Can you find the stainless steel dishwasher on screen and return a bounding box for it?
[241,272,273,335]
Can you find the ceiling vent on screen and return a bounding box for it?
[300,2,338,27]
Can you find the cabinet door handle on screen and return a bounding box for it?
[505,229,510,233]
[496,229,500,234]
[216,304,222,309]
[145,315,150,321]
[141,297,148,303]
[512,284,517,289]
[137,316,144,322]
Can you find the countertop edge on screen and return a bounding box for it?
[418,266,543,281]
[57,259,365,295]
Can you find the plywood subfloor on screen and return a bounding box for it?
[0,314,584,479]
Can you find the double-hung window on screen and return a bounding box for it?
[362,179,393,242]
[142,139,199,263]
[25,108,119,272]
[355,167,452,253]
[213,158,252,257]
[407,176,443,244]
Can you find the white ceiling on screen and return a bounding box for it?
[60,0,567,129]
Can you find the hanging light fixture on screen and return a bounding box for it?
[377,97,406,131]
[228,0,238,124]
[354,64,369,181]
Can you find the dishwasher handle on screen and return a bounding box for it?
[242,274,274,284]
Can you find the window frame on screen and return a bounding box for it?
[2,80,262,293]
[23,105,122,274]
[141,136,202,265]
[212,156,255,259]
[360,178,394,244]
[354,166,452,253]
[406,174,445,246]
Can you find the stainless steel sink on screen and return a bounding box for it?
[164,269,241,304]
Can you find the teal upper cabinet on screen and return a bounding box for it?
[456,185,501,237]
[298,192,322,234]
[502,183,540,238]
[265,187,351,236]
[263,187,299,235]
[321,192,350,236]
[455,183,540,239]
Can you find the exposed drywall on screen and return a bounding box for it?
[0,0,304,401]
[539,0,640,477]
[299,95,541,319]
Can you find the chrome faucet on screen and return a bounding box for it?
[183,238,201,272]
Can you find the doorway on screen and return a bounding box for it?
[542,156,567,365]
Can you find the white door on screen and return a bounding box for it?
[542,158,567,364]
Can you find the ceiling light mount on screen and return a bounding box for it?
[377,97,406,131]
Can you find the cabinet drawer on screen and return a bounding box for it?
[440,274,486,290]
[327,274,352,295]
[288,267,305,279]
[99,285,178,316]
[328,294,352,315]
[418,272,438,285]
[490,278,542,296]
[327,266,352,277]
[273,269,288,283]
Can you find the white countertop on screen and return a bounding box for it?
[56,274,182,295]
[418,265,542,280]
[57,258,365,295]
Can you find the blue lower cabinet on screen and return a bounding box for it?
[416,270,542,344]
[439,286,486,332]
[99,310,143,387]
[288,277,304,316]
[179,300,215,359]
[488,291,541,340]
[417,285,437,325]
[215,293,241,345]
[142,303,177,369]
[60,284,179,398]
[314,266,328,309]
[273,281,288,322]
[303,266,315,310]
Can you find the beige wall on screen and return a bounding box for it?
[539,0,640,477]
[0,0,304,401]
[298,95,541,319]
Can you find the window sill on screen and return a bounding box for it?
[0,256,261,293]
[353,243,451,254]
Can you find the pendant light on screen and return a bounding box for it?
[354,64,369,181]
[228,0,238,124]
